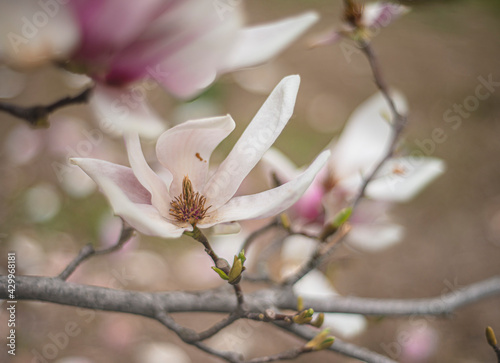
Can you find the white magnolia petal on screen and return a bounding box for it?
[90,84,167,139]
[322,313,367,339]
[281,235,317,265]
[70,158,150,204]
[331,91,407,180]
[294,270,336,298]
[260,148,299,186]
[366,157,446,202]
[202,150,330,226]
[220,12,319,72]
[124,133,172,216]
[98,178,185,238]
[347,223,405,252]
[203,75,301,208]
[363,3,410,28]
[155,115,235,196]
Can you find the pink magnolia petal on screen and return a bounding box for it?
[308,29,342,49]
[220,12,319,73]
[98,177,185,238]
[125,133,172,216]
[330,91,407,180]
[362,3,410,29]
[70,158,151,204]
[203,75,301,208]
[90,84,167,139]
[155,115,235,196]
[201,150,330,227]
[108,0,242,98]
[70,0,166,63]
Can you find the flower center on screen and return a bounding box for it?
[169,176,211,225]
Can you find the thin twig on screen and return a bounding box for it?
[240,219,280,252]
[277,323,398,363]
[245,347,311,363]
[187,227,247,310]
[281,224,351,286]
[156,311,243,362]
[58,221,134,280]
[0,87,93,127]
[350,40,407,209]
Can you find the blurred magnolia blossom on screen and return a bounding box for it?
[0,1,318,137]
[262,91,445,252]
[0,0,318,96]
[72,76,330,238]
[310,1,409,47]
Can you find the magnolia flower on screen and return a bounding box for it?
[310,0,409,47]
[0,1,318,97]
[263,91,445,251]
[71,76,330,238]
[69,0,319,137]
[67,0,318,99]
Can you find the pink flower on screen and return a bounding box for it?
[71,76,330,238]
[67,0,318,99]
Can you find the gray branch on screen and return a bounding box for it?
[1,275,500,362]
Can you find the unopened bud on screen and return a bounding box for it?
[311,313,325,328]
[305,329,334,350]
[486,326,498,348]
[293,308,314,324]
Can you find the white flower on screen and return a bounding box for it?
[71,75,330,238]
[262,91,445,251]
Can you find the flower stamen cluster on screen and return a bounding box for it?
[169,176,211,225]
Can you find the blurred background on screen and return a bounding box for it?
[1,0,500,362]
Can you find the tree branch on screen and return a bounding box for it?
[2,275,500,361]
[58,221,134,281]
[350,40,407,209]
[4,275,499,317]
[277,323,397,363]
[0,87,93,127]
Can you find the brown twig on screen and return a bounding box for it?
[0,87,93,127]
[58,221,134,281]
[187,227,247,310]
[281,224,351,286]
[350,39,407,209]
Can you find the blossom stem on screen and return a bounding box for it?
[186,227,221,265]
[186,227,246,309]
